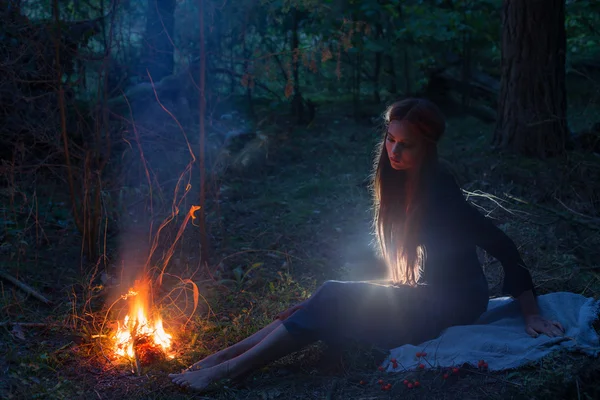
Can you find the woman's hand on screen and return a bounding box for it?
[274,302,305,321]
[517,290,564,337]
[524,314,565,338]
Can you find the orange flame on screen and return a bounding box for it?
[113,280,173,359]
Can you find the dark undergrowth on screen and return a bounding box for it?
[1,88,600,399]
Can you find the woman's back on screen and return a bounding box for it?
[419,164,534,298]
[418,164,488,290]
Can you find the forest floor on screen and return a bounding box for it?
[1,96,600,400]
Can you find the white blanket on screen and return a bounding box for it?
[385,292,600,372]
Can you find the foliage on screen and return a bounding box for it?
[1,0,600,397]
[565,0,600,68]
[6,0,598,106]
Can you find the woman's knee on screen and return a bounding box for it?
[322,280,344,288]
[308,280,346,304]
[316,280,344,294]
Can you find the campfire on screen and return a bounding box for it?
[112,279,174,366]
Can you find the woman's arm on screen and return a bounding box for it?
[439,174,564,336]
[440,175,535,298]
[456,200,565,336]
[518,289,565,337]
[463,208,536,299]
[517,289,539,317]
[434,170,564,337]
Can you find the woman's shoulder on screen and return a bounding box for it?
[429,160,460,188]
[426,160,465,203]
[437,159,461,183]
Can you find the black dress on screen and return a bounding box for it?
[282,164,536,350]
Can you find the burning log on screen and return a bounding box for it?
[112,279,174,374]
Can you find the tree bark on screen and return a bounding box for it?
[460,2,472,112]
[494,0,568,158]
[198,0,210,270]
[373,22,383,103]
[290,7,304,124]
[140,0,176,82]
[384,54,397,95]
[353,52,362,121]
[242,32,255,120]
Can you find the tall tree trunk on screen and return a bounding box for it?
[263,37,290,84]
[290,7,304,124]
[198,0,210,270]
[229,33,236,95]
[460,2,472,111]
[140,0,176,82]
[242,32,255,120]
[402,47,411,96]
[373,22,383,103]
[398,4,412,96]
[373,51,381,103]
[384,54,397,95]
[460,34,472,111]
[494,0,568,158]
[2,0,22,17]
[353,52,362,121]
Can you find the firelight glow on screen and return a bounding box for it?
[113,280,174,359]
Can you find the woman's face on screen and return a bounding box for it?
[385,120,425,171]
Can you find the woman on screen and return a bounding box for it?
[170,98,564,391]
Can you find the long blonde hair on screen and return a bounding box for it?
[371,98,446,285]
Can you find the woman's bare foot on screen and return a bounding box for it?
[170,323,307,392]
[170,362,230,391]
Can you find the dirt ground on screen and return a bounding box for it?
[1,98,600,400]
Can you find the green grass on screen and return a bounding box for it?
[1,94,600,399]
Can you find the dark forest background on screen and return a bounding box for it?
[1,0,600,399]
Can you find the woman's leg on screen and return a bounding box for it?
[170,323,309,391]
[171,280,405,390]
[186,319,283,370]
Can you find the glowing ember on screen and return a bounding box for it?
[113,280,173,360]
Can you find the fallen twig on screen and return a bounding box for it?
[503,193,600,231]
[0,321,57,328]
[554,197,600,225]
[0,270,52,305]
[132,320,142,376]
[467,368,523,387]
[134,347,142,376]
